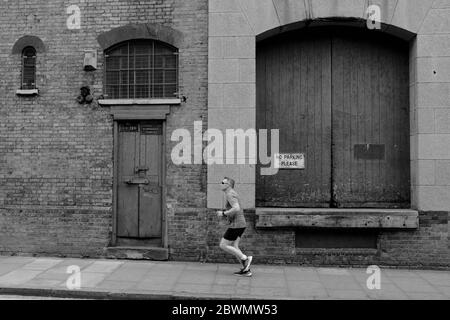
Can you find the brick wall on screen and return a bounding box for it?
[0,0,208,256]
[176,210,450,269]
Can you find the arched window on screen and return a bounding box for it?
[22,46,36,90]
[104,40,178,99]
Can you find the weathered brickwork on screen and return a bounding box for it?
[0,0,208,256]
[169,210,450,269]
[0,208,110,257]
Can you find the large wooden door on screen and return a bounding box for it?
[256,32,332,207]
[117,121,163,246]
[256,28,410,208]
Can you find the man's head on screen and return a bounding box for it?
[220,177,235,191]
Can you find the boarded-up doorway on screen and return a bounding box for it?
[256,28,410,208]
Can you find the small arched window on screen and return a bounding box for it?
[22,46,37,90]
[104,40,178,99]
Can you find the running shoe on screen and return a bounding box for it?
[243,256,253,272]
[234,269,252,277]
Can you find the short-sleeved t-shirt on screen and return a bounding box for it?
[225,189,246,229]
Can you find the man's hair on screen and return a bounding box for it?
[224,177,235,188]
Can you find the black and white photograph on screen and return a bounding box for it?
[0,0,450,311]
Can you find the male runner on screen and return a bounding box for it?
[216,177,253,276]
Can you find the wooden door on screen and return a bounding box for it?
[331,31,410,208]
[117,121,163,246]
[256,32,332,207]
[256,28,410,208]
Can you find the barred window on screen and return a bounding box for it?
[22,47,36,90]
[104,40,178,99]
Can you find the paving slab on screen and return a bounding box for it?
[104,266,152,282]
[82,261,123,273]
[22,259,62,271]
[287,280,325,291]
[389,277,438,293]
[0,264,24,276]
[211,284,236,295]
[250,286,289,297]
[0,270,44,286]
[35,271,71,281]
[436,286,450,298]
[418,272,450,286]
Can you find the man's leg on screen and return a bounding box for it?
[233,237,246,267]
[233,230,253,272]
[219,238,247,261]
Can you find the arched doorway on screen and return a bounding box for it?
[256,27,410,208]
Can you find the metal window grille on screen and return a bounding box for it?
[22,47,36,90]
[104,40,179,99]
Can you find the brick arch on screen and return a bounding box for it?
[11,35,46,54]
[97,23,184,50]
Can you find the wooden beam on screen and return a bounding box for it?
[255,208,419,229]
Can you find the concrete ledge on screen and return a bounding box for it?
[255,208,419,229]
[99,99,180,105]
[104,247,169,261]
[16,89,39,96]
[105,105,171,120]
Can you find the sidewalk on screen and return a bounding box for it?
[0,255,449,300]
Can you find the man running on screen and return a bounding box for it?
[216,177,253,276]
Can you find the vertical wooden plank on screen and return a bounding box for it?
[256,41,265,204]
[331,35,342,207]
[112,121,119,245]
[139,122,162,238]
[161,120,167,248]
[117,122,139,237]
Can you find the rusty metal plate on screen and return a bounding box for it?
[354,144,385,160]
[119,122,138,132]
[141,124,162,135]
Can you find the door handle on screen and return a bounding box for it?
[125,177,149,185]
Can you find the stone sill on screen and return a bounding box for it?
[255,208,419,229]
[104,246,168,261]
[16,89,39,96]
[98,98,181,106]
